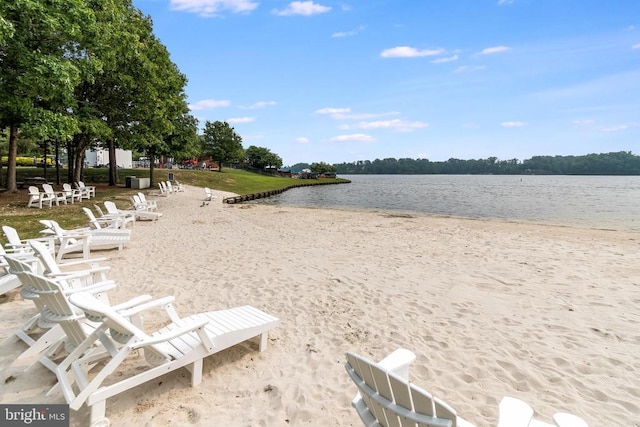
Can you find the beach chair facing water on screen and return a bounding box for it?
[345,348,589,427]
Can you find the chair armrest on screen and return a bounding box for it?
[46,268,111,281]
[130,318,209,349]
[58,257,107,268]
[111,295,153,311]
[118,296,176,318]
[377,348,416,379]
[63,281,117,295]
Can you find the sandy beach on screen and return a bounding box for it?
[1,184,638,426]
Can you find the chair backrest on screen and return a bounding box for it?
[3,225,23,249]
[42,183,54,194]
[83,207,103,229]
[39,219,64,237]
[345,351,457,427]
[28,186,40,196]
[21,271,88,348]
[104,201,118,214]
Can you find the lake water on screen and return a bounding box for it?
[256,175,640,232]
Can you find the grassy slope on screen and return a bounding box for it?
[1,167,348,242]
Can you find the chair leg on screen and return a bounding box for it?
[190,358,203,386]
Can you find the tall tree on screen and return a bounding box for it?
[202,121,244,171]
[0,0,99,192]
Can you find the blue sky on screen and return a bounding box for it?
[133,0,640,166]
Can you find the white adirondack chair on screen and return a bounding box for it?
[62,183,83,204]
[42,184,67,207]
[39,220,131,261]
[76,181,96,199]
[27,186,44,208]
[345,349,589,427]
[129,195,162,221]
[103,201,136,227]
[61,293,279,426]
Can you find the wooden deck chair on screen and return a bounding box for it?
[61,293,280,426]
[62,183,83,204]
[76,181,96,199]
[103,201,136,228]
[42,183,68,207]
[27,186,44,208]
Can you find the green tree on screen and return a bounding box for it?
[245,145,283,170]
[0,0,99,192]
[310,162,336,173]
[202,121,244,171]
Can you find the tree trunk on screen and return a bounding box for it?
[149,151,155,187]
[67,138,75,184]
[72,134,85,183]
[108,139,117,186]
[6,124,19,193]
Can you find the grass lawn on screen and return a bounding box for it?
[0,167,349,242]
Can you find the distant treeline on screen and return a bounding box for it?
[333,151,640,175]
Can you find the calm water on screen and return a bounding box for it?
[257,175,640,232]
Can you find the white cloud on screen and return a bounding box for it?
[295,137,310,143]
[329,134,375,143]
[454,65,486,73]
[227,117,254,123]
[316,107,351,115]
[572,119,594,126]
[242,101,277,109]
[381,46,445,58]
[344,119,428,132]
[170,0,258,16]
[480,46,511,55]
[501,121,527,127]
[633,43,640,49]
[188,99,231,110]
[317,108,401,120]
[273,1,331,16]
[432,54,459,64]
[332,25,365,38]
[600,125,630,132]
[497,0,514,5]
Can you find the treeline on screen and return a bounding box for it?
[333,151,640,175]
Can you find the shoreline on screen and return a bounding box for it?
[1,185,638,426]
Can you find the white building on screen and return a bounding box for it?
[85,148,133,168]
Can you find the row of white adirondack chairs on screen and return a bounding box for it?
[1,229,279,427]
[27,181,96,209]
[157,179,184,196]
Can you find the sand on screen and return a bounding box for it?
[1,184,638,426]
